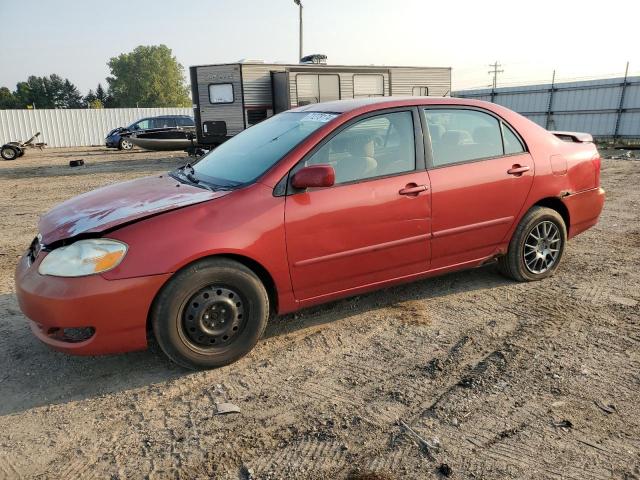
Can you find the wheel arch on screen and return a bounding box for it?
[145,253,278,333]
[532,196,570,229]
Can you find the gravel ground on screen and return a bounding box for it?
[0,147,638,479]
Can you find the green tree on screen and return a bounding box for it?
[84,89,97,106]
[0,87,18,109]
[14,74,84,108]
[106,45,191,107]
[95,83,108,105]
[62,79,84,108]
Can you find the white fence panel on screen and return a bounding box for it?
[0,108,192,148]
[455,76,640,139]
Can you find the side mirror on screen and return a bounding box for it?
[291,165,335,189]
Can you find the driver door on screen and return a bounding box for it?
[284,108,432,303]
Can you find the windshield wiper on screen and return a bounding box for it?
[180,163,200,183]
[173,164,239,192]
[172,164,214,191]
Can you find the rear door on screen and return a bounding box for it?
[284,108,431,302]
[422,107,533,268]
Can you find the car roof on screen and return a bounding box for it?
[289,96,496,114]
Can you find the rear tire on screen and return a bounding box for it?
[498,206,567,282]
[151,258,269,369]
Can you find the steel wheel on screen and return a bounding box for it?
[523,220,561,274]
[180,286,246,352]
[152,258,270,369]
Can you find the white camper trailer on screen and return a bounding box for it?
[189,59,451,148]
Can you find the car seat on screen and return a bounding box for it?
[334,137,378,183]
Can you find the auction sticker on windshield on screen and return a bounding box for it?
[301,113,337,123]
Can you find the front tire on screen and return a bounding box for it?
[118,138,133,150]
[498,206,567,282]
[151,258,269,369]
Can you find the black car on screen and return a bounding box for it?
[105,115,195,150]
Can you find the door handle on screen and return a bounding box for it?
[507,164,530,176]
[399,184,429,196]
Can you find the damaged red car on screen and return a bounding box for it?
[15,98,605,369]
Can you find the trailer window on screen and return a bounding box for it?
[353,74,384,98]
[209,83,234,104]
[296,74,340,106]
[412,86,429,96]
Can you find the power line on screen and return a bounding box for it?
[488,61,504,89]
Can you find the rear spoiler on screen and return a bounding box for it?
[550,131,594,143]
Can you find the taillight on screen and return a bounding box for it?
[592,153,601,187]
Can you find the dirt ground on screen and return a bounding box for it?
[0,147,638,480]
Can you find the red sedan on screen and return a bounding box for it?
[15,98,605,368]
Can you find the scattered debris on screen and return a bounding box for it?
[594,400,617,414]
[576,438,608,453]
[552,419,573,429]
[437,463,452,477]
[466,437,484,449]
[215,402,241,415]
[240,465,255,480]
[397,419,440,458]
[607,150,636,160]
[69,159,85,167]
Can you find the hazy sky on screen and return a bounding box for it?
[1,0,638,94]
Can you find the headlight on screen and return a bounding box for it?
[38,239,128,277]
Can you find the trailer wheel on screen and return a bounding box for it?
[1,145,20,160]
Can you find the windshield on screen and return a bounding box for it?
[192,111,337,186]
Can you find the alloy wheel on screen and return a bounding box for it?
[523,220,561,274]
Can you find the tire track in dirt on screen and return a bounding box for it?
[0,456,22,480]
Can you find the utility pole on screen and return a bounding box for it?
[614,61,630,143]
[546,70,556,130]
[294,0,303,61]
[488,61,503,89]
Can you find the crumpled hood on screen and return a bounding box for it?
[39,175,228,244]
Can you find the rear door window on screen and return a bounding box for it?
[424,109,503,167]
[152,118,177,128]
